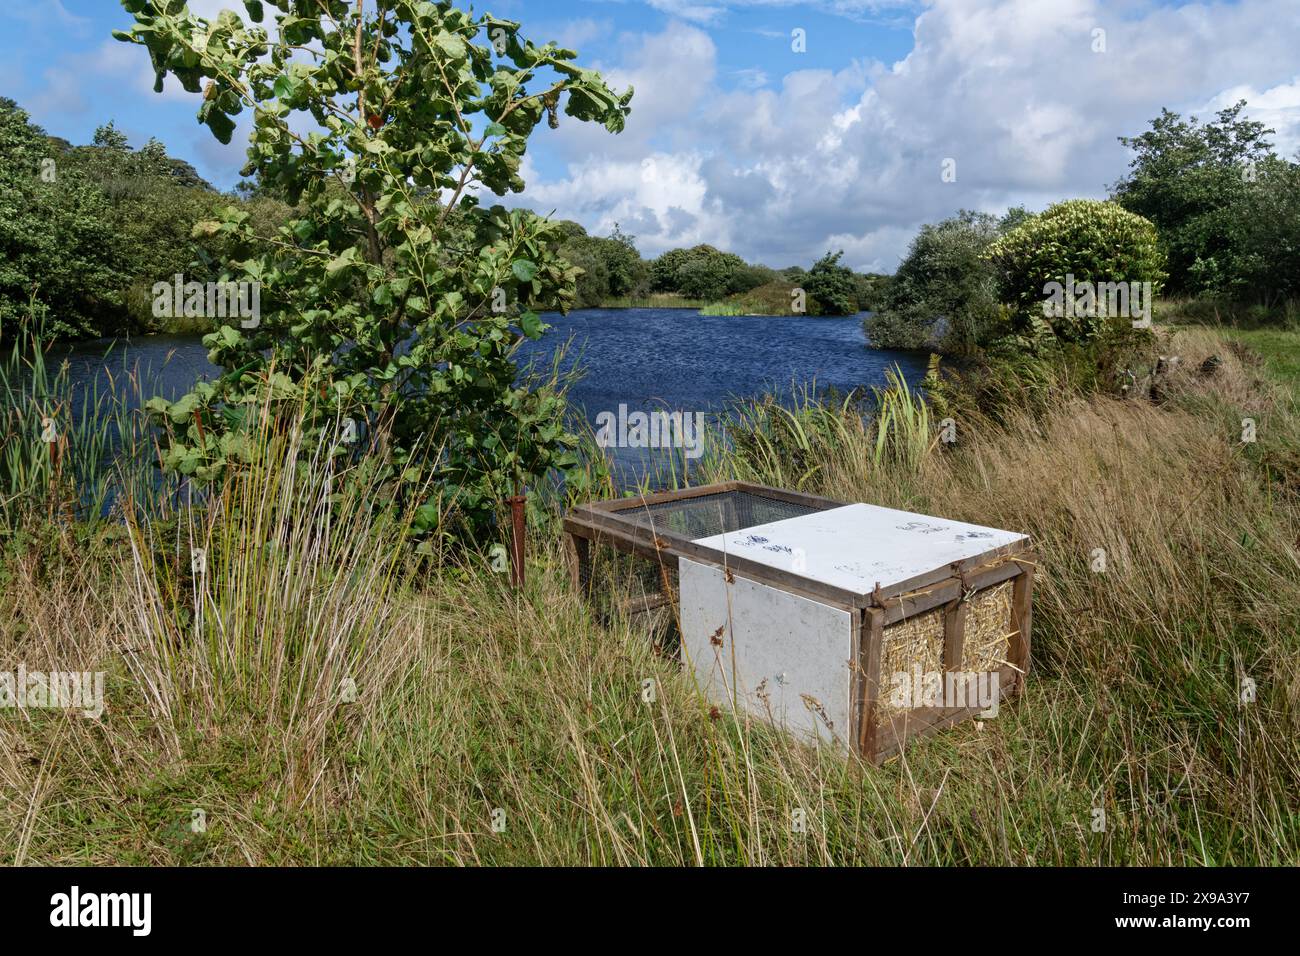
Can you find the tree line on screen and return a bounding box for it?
[866,101,1300,356]
[550,221,884,315]
[0,98,290,340]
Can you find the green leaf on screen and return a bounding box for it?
[519,311,543,338]
[326,248,359,274]
[244,0,264,22]
[511,260,538,282]
[434,33,467,60]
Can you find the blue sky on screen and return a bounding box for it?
[4,1,1299,270]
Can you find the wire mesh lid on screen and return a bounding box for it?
[620,489,825,540]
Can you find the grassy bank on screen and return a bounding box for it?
[591,294,710,310]
[699,280,812,317]
[1,324,1297,865]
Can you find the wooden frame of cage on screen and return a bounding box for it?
[564,480,1036,764]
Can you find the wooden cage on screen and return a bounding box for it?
[565,481,1035,764]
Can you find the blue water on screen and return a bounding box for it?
[58,308,926,484]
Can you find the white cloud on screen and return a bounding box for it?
[1,0,90,34]
[518,0,1300,271]
[1204,77,1300,161]
[645,0,729,25]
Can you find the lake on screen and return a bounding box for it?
[58,308,926,484]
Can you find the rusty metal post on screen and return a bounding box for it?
[507,493,527,589]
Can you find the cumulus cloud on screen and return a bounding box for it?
[517,0,1300,272]
[1,0,91,34]
[1204,77,1300,161]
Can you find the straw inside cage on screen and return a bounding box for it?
[877,579,1015,717]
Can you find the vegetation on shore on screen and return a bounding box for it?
[866,103,1300,354]
[0,99,292,340]
[2,317,1296,865]
[556,224,882,316]
[2,0,1297,869]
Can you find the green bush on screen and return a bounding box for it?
[865,211,1003,354]
[984,199,1165,342]
[852,272,889,311]
[727,263,776,296]
[801,251,857,316]
[651,244,747,300]
[0,101,128,339]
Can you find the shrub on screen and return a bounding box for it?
[865,211,1002,354]
[727,263,776,296]
[984,199,1165,343]
[651,244,746,300]
[801,251,857,316]
[853,272,889,312]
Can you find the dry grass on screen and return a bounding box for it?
[1,324,1298,865]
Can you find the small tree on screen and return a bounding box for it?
[984,199,1164,343]
[865,211,1002,354]
[801,250,856,316]
[115,0,632,534]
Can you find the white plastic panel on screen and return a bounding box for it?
[690,502,1027,595]
[678,556,854,749]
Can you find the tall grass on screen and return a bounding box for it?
[119,399,424,795]
[1,325,1298,865]
[594,294,709,310]
[701,368,933,495]
[0,314,169,532]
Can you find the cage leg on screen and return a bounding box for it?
[568,532,592,597]
[1009,565,1034,691]
[857,608,885,763]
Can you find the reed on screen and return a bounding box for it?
[1,324,1297,865]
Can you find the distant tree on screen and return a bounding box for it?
[1232,158,1300,302]
[603,224,649,298]
[1112,101,1280,297]
[852,272,890,312]
[726,263,775,296]
[0,100,246,339]
[801,250,857,315]
[555,223,648,307]
[0,101,127,338]
[91,121,130,153]
[649,246,696,292]
[651,244,746,299]
[865,211,1002,353]
[998,205,1031,233]
[553,219,589,240]
[67,123,228,328]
